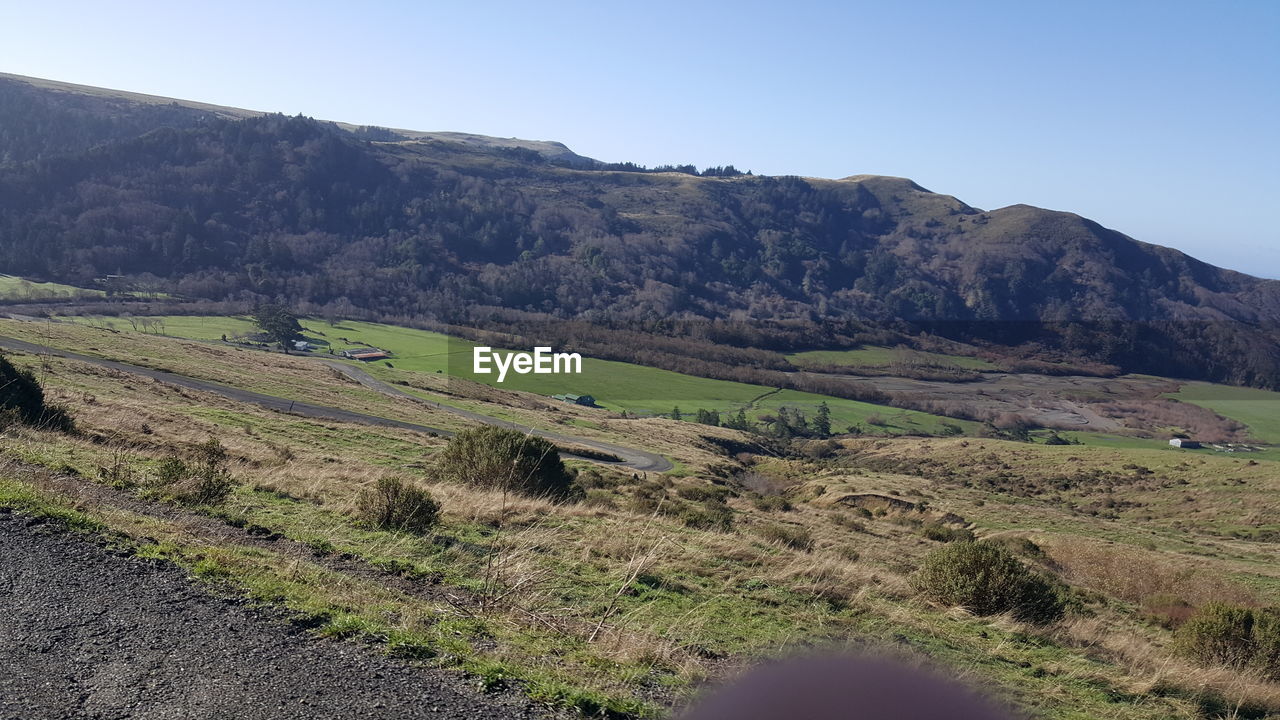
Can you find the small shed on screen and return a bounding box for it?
[1169,438,1202,449]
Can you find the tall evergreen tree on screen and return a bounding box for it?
[252,303,303,352]
[814,402,832,437]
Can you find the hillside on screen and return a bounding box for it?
[2,316,1279,718]
[2,73,1280,387]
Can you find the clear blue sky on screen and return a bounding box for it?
[3,0,1278,276]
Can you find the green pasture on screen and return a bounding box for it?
[0,275,104,300]
[1166,381,1280,445]
[68,315,977,435]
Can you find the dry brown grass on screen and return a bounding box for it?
[764,554,886,607]
[10,317,753,477]
[1043,536,1259,609]
[1058,613,1280,716]
[12,327,1280,718]
[1093,398,1247,443]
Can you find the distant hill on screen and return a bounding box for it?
[2,72,1279,387]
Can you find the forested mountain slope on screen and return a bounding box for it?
[3,73,1279,387]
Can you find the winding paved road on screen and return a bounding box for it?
[0,335,672,473]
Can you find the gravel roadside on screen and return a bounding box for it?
[0,510,558,720]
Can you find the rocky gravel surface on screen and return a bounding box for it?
[0,510,557,719]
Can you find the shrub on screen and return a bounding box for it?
[831,513,867,533]
[0,353,74,432]
[677,501,734,532]
[921,523,975,543]
[913,541,1066,623]
[147,438,235,505]
[436,426,575,500]
[988,536,1048,561]
[677,485,731,503]
[582,489,618,509]
[757,523,813,551]
[752,495,792,512]
[576,469,624,490]
[802,440,840,460]
[355,477,440,534]
[1141,593,1196,629]
[97,447,138,489]
[1256,607,1280,680]
[1174,603,1280,678]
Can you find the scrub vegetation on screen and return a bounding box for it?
[2,315,1278,719]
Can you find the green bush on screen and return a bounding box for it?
[757,522,813,551]
[988,536,1048,560]
[1140,593,1196,629]
[1174,603,1280,678]
[752,495,792,512]
[921,523,975,543]
[0,353,74,432]
[355,476,440,534]
[1256,607,1280,680]
[436,426,576,500]
[676,485,731,503]
[677,501,734,532]
[912,541,1066,623]
[832,513,867,533]
[147,438,235,505]
[582,489,618,509]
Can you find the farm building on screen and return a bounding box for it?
[342,347,390,361]
[552,393,596,407]
[1169,438,1202,449]
[293,340,317,352]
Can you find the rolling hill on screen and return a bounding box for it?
[2,72,1279,387]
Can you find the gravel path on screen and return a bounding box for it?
[0,334,672,473]
[0,510,557,720]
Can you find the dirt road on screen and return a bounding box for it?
[0,335,672,473]
[0,510,555,720]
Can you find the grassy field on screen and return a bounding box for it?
[0,274,105,300]
[66,315,978,435]
[788,345,996,370]
[1166,381,1280,444]
[4,318,752,473]
[5,340,1280,718]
